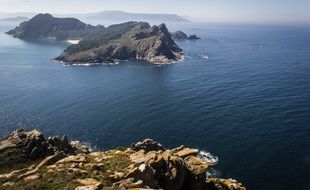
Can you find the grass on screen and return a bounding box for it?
[0,150,132,189]
[0,147,43,175]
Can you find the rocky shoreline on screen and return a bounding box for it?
[0,129,246,190]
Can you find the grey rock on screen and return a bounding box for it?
[131,139,166,152]
[187,35,201,40]
[171,31,188,40]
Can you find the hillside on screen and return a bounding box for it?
[6,13,105,40]
[56,22,183,64]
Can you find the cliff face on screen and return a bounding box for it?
[56,22,183,64]
[0,129,246,190]
[6,13,105,40]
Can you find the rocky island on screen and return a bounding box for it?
[171,31,201,40]
[0,16,29,23]
[0,129,246,190]
[6,13,105,40]
[6,14,183,64]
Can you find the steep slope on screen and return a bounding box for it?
[56,22,183,64]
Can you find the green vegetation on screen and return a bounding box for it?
[64,22,146,55]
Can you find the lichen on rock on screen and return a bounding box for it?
[0,129,246,190]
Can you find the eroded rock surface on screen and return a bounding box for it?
[0,128,74,171]
[0,129,246,190]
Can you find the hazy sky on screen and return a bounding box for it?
[1,0,310,23]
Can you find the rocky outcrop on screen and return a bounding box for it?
[0,128,75,170]
[131,138,166,152]
[0,129,246,190]
[171,31,201,40]
[188,35,201,40]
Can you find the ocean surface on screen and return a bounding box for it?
[0,22,310,190]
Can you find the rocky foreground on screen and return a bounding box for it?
[0,129,245,190]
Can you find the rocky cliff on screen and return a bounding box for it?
[0,129,245,190]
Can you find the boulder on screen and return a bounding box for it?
[71,141,90,153]
[48,136,75,154]
[24,174,40,181]
[184,156,210,175]
[176,148,199,158]
[112,178,144,189]
[56,155,87,164]
[131,139,166,152]
[125,164,157,188]
[127,150,188,190]
[1,181,15,187]
[75,178,103,190]
[206,178,246,190]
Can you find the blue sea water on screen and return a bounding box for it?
[0,22,310,190]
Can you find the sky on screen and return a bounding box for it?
[1,0,310,23]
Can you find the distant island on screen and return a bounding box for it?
[0,128,246,190]
[0,10,190,24]
[0,16,28,23]
[86,10,190,23]
[6,13,192,64]
[6,14,105,41]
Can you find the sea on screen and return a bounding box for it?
[0,21,310,190]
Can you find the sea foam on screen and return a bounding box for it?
[200,55,209,60]
[198,150,219,165]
